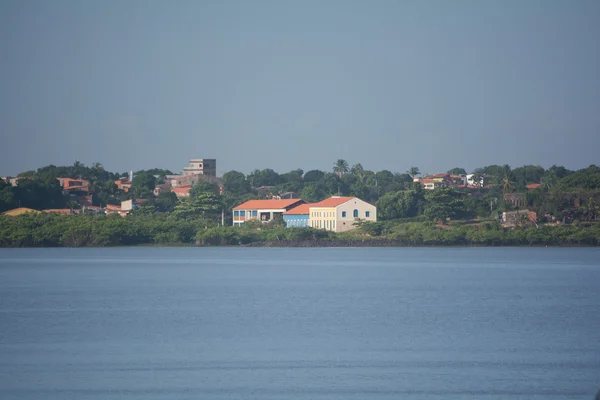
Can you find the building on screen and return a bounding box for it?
[172,185,192,198]
[283,203,312,228]
[153,183,172,196]
[418,179,445,190]
[182,159,216,176]
[104,199,145,216]
[232,199,305,226]
[115,177,132,192]
[56,178,89,192]
[2,176,20,186]
[309,196,376,233]
[169,174,202,188]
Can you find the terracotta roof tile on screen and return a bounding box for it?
[283,203,313,215]
[311,196,355,208]
[233,199,304,210]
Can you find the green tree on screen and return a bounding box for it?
[131,172,156,198]
[303,170,325,182]
[408,167,420,179]
[0,179,16,212]
[247,169,281,187]
[190,180,220,197]
[447,167,467,175]
[223,171,250,194]
[170,192,222,222]
[156,192,178,213]
[333,159,349,176]
[301,183,327,202]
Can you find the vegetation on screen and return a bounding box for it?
[1,160,600,247]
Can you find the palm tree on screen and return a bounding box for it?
[502,174,515,193]
[408,167,420,179]
[333,159,349,176]
[350,163,364,176]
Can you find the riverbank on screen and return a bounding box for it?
[1,213,599,248]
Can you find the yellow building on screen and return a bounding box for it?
[309,196,376,233]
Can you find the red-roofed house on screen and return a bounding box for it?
[309,196,376,232]
[57,177,89,193]
[283,203,313,228]
[115,177,132,192]
[526,183,542,190]
[172,185,193,198]
[232,199,305,226]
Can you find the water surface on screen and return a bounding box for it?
[1,248,599,399]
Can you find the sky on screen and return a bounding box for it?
[1,0,599,177]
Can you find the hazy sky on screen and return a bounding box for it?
[1,0,599,176]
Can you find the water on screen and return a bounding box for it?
[0,247,599,400]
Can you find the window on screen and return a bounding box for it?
[251,210,257,217]
[366,211,370,218]
[234,210,239,217]
[240,211,246,216]
[353,209,358,218]
[342,211,346,218]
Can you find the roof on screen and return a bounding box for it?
[284,203,313,215]
[233,199,304,210]
[173,186,192,195]
[311,196,355,208]
[526,183,542,190]
[425,173,451,178]
[105,204,122,211]
[2,207,42,216]
[419,179,442,184]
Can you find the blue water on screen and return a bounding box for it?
[0,247,599,399]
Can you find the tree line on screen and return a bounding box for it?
[1,160,599,247]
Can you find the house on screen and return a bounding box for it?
[501,210,537,227]
[115,177,132,192]
[56,177,89,193]
[170,174,201,188]
[172,185,192,198]
[418,179,445,190]
[1,207,41,216]
[309,196,376,233]
[1,176,20,186]
[105,204,127,217]
[526,183,542,190]
[232,199,305,226]
[153,183,172,196]
[105,199,145,216]
[182,158,217,176]
[283,203,312,228]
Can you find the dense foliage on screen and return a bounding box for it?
[2,160,600,247]
[1,212,598,247]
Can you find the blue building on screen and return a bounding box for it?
[283,203,311,228]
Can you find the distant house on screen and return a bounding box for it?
[153,183,172,196]
[56,177,89,193]
[232,199,305,226]
[526,183,542,190]
[309,196,376,233]
[283,203,312,228]
[2,207,42,216]
[182,158,217,177]
[104,199,145,216]
[1,176,20,186]
[502,210,537,227]
[115,177,132,192]
[172,185,193,198]
[418,179,445,190]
